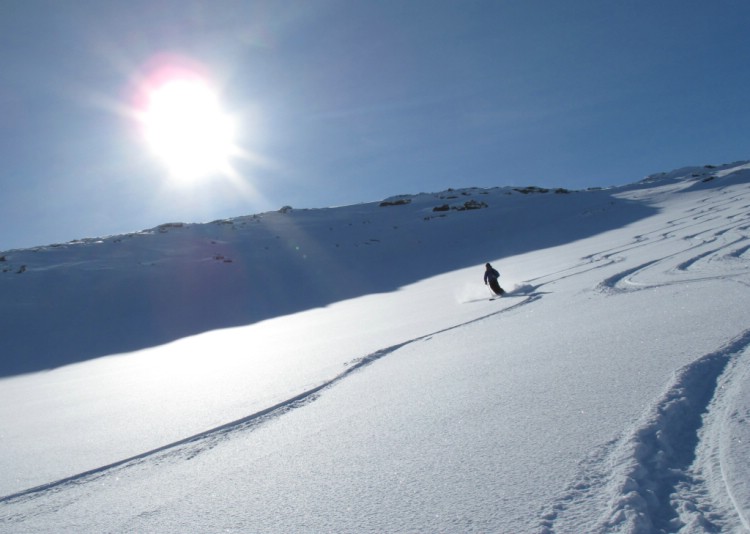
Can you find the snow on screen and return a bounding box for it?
[1,161,750,532]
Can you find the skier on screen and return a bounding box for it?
[484,263,505,296]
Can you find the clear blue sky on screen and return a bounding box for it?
[1,0,749,250]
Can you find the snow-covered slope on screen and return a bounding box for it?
[0,181,651,377]
[1,161,749,532]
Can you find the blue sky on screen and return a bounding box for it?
[1,0,749,250]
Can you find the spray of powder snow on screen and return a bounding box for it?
[455,280,530,303]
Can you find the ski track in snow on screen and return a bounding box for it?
[675,346,750,532]
[474,179,750,532]
[539,329,750,534]
[591,188,750,295]
[537,183,750,532]
[0,293,542,509]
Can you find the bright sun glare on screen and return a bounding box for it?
[139,72,237,184]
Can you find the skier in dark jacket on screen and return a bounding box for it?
[484,263,505,296]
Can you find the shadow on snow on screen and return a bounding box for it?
[0,188,657,377]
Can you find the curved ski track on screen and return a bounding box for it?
[539,329,750,533]
[590,188,750,295]
[0,292,541,508]
[537,184,750,531]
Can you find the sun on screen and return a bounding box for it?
[139,74,237,184]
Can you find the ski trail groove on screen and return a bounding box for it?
[728,243,750,259]
[681,342,750,531]
[541,328,750,533]
[596,260,661,293]
[674,237,746,271]
[595,232,749,294]
[601,328,750,532]
[0,293,541,506]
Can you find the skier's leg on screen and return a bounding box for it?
[489,279,502,295]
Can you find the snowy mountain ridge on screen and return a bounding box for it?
[2,160,750,533]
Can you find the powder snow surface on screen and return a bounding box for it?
[1,163,750,533]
